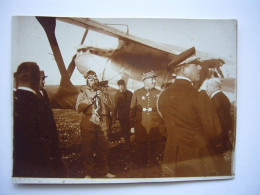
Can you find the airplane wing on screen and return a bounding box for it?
[37,17,203,109]
[57,17,195,66]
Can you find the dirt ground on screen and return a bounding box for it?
[53,109,153,178]
[53,109,234,179]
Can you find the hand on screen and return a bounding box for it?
[96,90,102,96]
[130,128,135,134]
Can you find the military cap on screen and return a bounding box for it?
[141,70,157,81]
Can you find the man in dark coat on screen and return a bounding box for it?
[157,57,222,177]
[130,70,164,177]
[206,78,233,153]
[113,79,133,144]
[206,78,233,175]
[13,62,64,178]
[37,70,66,177]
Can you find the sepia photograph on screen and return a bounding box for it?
[11,16,237,184]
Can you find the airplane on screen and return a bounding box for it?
[35,16,235,109]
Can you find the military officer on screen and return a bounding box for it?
[130,70,164,177]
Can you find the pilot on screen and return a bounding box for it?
[75,70,115,178]
[157,57,222,177]
[130,70,164,177]
[113,79,133,145]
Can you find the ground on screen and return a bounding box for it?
[53,109,234,178]
[53,109,139,178]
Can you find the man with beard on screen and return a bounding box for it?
[75,70,115,178]
[130,70,164,177]
[157,57,222,177]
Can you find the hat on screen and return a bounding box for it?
[175,56,201,68]
[40,70,48,78]
[141,70,157,81]
[117,79,125,86]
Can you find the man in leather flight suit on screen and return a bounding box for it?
[76,70,115,178]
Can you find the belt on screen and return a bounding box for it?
[142,107,156,112]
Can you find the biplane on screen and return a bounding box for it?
[35,17,235,109]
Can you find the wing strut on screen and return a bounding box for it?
[36,16,77,93]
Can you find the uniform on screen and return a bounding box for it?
[130,87,164,177]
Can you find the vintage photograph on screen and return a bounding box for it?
[12,16,237,183]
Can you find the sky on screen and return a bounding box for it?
[12,17,237,85]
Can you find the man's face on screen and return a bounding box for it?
[39,76,45,89]
[86,75,98,88]
[184,64,202,82]
[118,84,126,92]
[144,77,156,89]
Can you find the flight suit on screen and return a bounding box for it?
[76,86,113,177]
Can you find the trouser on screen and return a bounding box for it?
[134,140,165,177]
[119,119,131,143]
[81,127,109,177]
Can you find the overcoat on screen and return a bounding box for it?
[157,79,222,176]
[13,89,63,177]
[211,91,233,152]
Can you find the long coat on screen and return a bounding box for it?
[211,91,233,152]
[157,79,222,177]
[13,89,64,177]
[130,87,163,142]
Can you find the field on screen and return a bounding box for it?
[52,108,234,178]
[52,109,138,178]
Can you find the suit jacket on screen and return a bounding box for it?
[130,87,163,142]
[113,89,133,120]
[13,89,64,177]
[158,79,222,176]
[211,91,233,152]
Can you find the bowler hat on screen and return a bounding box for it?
[40,70,48,78]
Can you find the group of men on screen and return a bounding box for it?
[13,56,233,178]
[75,56,233,178]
